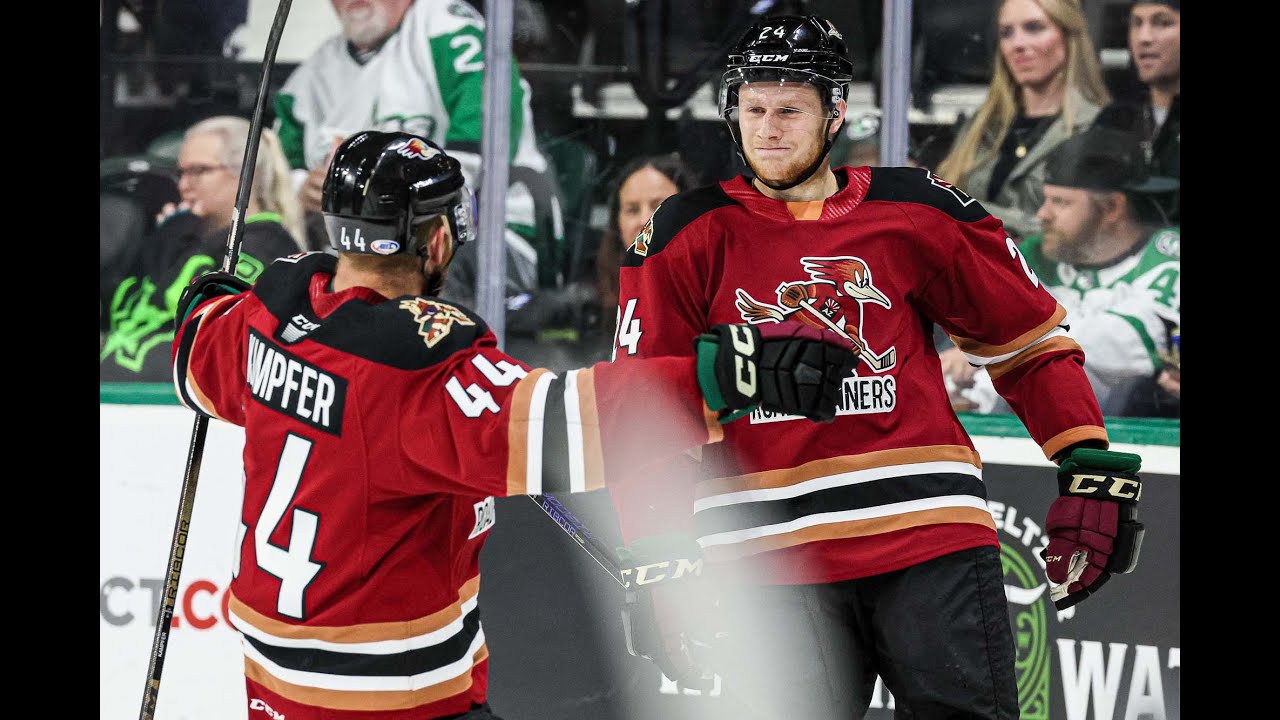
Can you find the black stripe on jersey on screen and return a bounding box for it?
[539,375,572,494]
[253,252,490,370]
[692,472,988,537]
[242,604,481,678]
[621,184,740,267]
[864,166,992,223]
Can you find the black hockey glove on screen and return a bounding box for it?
[176,271,251,327]
[1041,447,1145,610]
[695,320,858,424]
[618,533,716,692]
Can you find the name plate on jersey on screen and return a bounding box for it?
[750,375,897,424]
[247,329,348,436]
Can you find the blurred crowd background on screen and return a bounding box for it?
[99,0,1179,418]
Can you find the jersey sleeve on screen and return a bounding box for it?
[610,200,715,542]
[399,346,719,499]
[912,208,1108,460]
[172,292,252,426]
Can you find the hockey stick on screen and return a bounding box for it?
[796,298,896,371]
[527,494,626,588]
[137,2,293,718]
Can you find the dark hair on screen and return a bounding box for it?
[605,152,699,239]
[594,152,699,332]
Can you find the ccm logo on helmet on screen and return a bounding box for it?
[748,53,790,63]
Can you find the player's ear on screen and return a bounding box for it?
[422,222,453,274]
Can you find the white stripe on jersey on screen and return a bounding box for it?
[229,593,480,655]
[692,460,983,513]
[524,372,558,495]
[962,324,1069,367]
[565,370,586,493]
[240,626,487,692]
[697,495,993,549]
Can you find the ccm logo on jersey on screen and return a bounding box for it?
[247,329,347,436]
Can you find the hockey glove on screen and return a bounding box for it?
[618,533,716,692]
[176,271,251,327]
[695,320,858,424]
[1041,447,1145,610]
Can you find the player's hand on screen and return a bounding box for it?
[618,534,716,691]
[1041,447,1145,610]
[694,320,859,423]
[176,271,251,327]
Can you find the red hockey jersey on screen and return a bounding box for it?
[612,166,1108,585]
[171,251,720,718]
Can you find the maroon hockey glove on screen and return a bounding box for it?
[176,270,251,327]
[1041,448,1145,610]
[695,320,858,424]
[618,534,716,691]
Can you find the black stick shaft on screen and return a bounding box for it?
[137,2,292,717]
[527,494,625,588]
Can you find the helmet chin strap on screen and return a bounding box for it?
[749,116,839,192]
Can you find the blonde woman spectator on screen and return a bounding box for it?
[936,0,1110,239]
[101,115,305,381]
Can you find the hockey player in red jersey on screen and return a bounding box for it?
[169,131,858,720]
[609,14,1146,719]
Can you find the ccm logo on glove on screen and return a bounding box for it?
[1064,473,1142,502]
[621,558,704,588]
[729,325,757,396]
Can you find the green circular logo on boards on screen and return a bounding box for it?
[1001,541,1051,719]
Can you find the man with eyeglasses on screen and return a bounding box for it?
[607,14,1147,719]
[101,115,305,381]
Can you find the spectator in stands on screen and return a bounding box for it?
[941,125,1179,417]
[594,153,698,351]
[1096,0,1179,223]
[273,0,560,307]
[935,0,1110,240]
[101,115,304,382]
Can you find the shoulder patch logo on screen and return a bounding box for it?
[400,298,475,347]
[924,168,977,207]
[630,217,654,257]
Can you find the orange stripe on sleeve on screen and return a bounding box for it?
[1042,425,1110,461]
[506,369,552,496]
[574,369,607,492]
[985,335,1081,381]
[951,304,1068,359]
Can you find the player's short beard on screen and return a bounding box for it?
[340,2,393,50]
[746,128,829,189]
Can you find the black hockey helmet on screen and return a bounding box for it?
[321,131,475,256]
[719,15,854,189]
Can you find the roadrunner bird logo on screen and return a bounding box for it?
[400,299,474,347]
[735,256,897,372]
